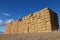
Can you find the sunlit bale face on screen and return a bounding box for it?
[5,8,59,34]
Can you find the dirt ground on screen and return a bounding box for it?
[0,30,60,40]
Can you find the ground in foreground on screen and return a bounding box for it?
[0,30,60,40]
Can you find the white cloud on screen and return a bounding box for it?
[3,13,11,16]
[0,19,5,26]
[5,19,14,23]
[0,19,15,26]
[0,19,3,26]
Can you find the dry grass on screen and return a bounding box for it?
[0,30,60,40]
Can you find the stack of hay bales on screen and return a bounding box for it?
[5,8,59,34]
[5,22,12,34]
[11,20,20,33]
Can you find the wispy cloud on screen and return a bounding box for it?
[5,19,14,23]
[0,19,5,26]
[0,19,15,26]
[0,19,3,26]
[2,13,11,16]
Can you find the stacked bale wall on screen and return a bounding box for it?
[5,8,59,34]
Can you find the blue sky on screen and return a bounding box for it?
[0,0,60,32]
